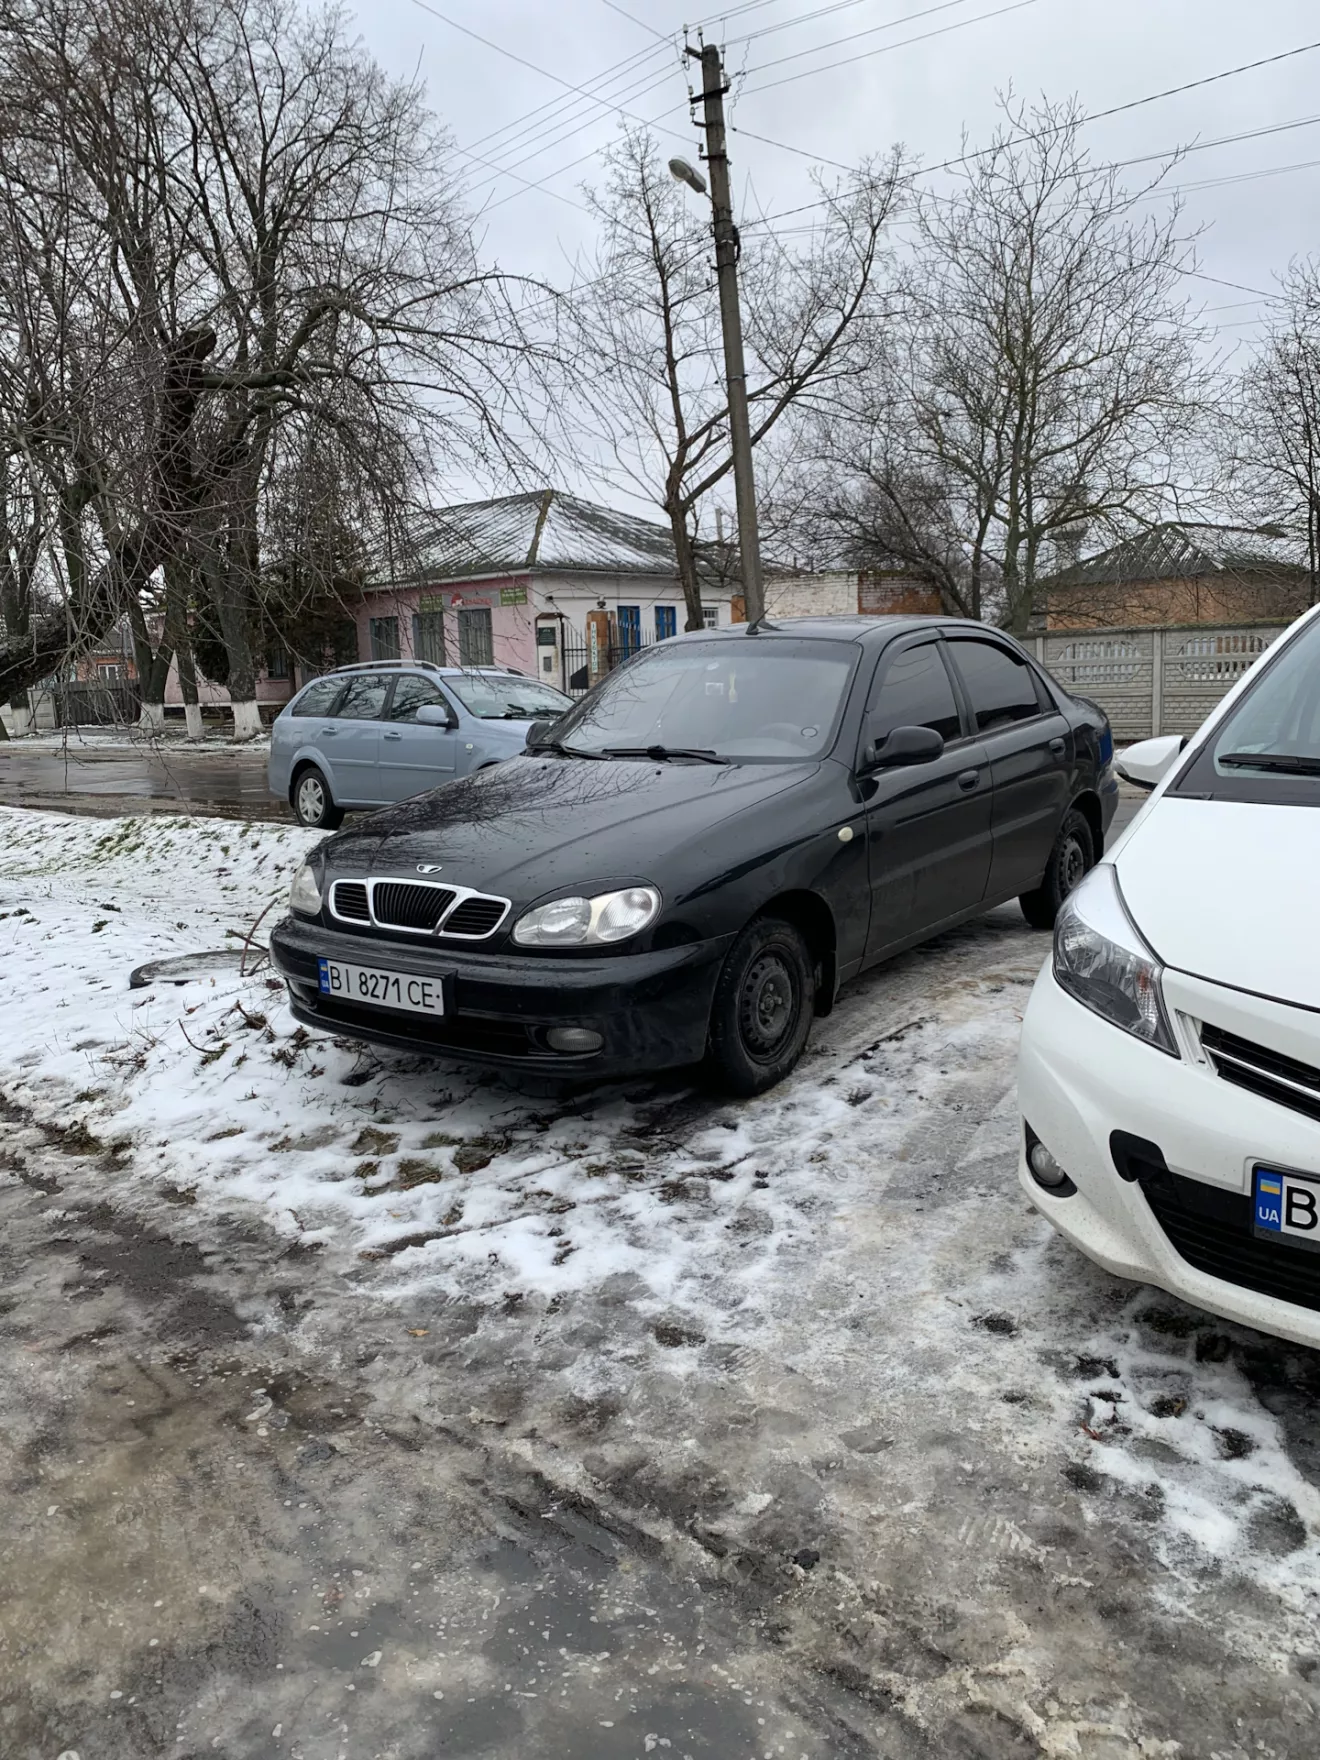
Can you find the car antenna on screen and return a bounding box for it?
[745,612,778,634]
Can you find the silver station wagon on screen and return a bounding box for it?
[268,661,574,827]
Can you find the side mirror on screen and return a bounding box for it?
[525,718,554,750]
[416,702,458,729]
[1115,733,1186,792]
[865,724,945,771]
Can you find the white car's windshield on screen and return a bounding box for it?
[1177,614,1320,803]
[547,639,858,762]
[445,673,573,720]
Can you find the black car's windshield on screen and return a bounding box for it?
[444,672,573,721]
[549,638,859,762]
[1175,613,1320,806]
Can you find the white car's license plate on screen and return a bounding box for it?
[1253,1165,1320,1252]
[317,958,444,1016]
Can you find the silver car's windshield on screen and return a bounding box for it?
[445,673,573,720]
[549,639,859,761]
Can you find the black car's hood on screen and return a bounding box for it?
[320,754,822,899]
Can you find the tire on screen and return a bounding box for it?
[1019,807,1094,930]
[291,764,344,830]
[703,916,816,1097]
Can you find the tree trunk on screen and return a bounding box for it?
[127,597,174,733]
[666,499,704,631]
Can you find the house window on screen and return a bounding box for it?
[702,605,719,629]
[616,605,641,657]
[369,616,400,661]
[457,607,494,667]
[413,609,446,665]
[97,662,121,682]
[266,647,291,680]
[655,605,677,641]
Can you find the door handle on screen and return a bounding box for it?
[957,768,981,792]
[320,726,338,737]
[1049,737,1066,756]
[383,730,403,741]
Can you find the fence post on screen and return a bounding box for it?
[1150,628,1164,737]
[1035,636,1045,663]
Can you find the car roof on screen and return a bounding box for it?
[677,615,1003,646]
[318,662,525,679]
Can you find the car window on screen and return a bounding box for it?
[387,676,452,723]
[948,639,1041,732]
[290,677,344,718]
[1174,614,1320,806]
[334,676,390,721]
[444,673,573,720]
[868,643,962,744]
[550,638,859,761]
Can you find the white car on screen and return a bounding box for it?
[1018,603,1320,1347]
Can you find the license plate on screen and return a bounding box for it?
[1253,1165,1320,1253]
[317,958,444,1016]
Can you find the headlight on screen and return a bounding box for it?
[289,860,323,917]
[1053,865,1176,1056]
[513,886,661,947]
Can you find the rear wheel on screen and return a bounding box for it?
[291,765,344,830]
[1020,808,1094,930]
[703,917,815,1096]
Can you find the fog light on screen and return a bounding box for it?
[1029,1140,1068,1188]
[545,1026,603,1054]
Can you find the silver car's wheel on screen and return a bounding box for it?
[292,767,343,830]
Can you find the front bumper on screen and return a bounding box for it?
[269,913,733,1075]
[1018,962,1320,1349]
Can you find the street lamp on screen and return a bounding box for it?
[667,157,707,196]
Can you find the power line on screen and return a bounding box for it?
[727,0,984,49]
[740,0,1041,92]
[598,0,674,42]
[743,0,1039,77]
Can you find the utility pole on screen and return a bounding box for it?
[684,41,765,626]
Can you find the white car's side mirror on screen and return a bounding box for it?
[1115,733,1187,791]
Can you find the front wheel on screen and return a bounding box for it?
[703,917,816,1097]
[292,765,344,830]
[1019,807,1094,930]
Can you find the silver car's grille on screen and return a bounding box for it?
[1199,1023,1320,1126]
[328,876,510,941]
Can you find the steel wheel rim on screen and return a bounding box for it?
[738,950,797,1061]
[298,777,325,822]
[1060,835,1086,894]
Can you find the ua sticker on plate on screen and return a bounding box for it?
[1254,1166,1320,1252]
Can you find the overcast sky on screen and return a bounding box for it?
[352,0,1320,505]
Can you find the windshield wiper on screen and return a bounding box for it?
[1219,750,1320,776]
[603,744,730,765]
[527,738,607,760]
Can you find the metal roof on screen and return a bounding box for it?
[397,490,693,583]
[1047,523,1309,589]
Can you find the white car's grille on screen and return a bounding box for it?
[1199,1023,1320,1126]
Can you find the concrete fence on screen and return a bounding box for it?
[1034,622,1290,743]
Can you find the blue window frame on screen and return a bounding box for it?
[655,605,677,641]
[617,604,641,657]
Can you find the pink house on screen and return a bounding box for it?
[355,489,736,693]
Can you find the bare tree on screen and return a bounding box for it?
[576,128,903,629]
[1228,262,1320,603]
[0,0,554,736]
[783,98,1213,629]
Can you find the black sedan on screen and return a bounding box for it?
[270,617,1118,1094]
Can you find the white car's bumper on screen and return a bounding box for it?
[1018,960,1320,1349]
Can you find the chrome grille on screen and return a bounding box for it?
[330,881,370,923]
[1200,1023,1320,1126]
[374,881,455,931]
[327,875,510,941]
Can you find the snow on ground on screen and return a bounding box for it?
[4,724,269,751]
[4,802,1320,1709]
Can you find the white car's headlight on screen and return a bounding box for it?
[513,886,661,947]
[289,860,323,917]
[1053,865,1176,1056]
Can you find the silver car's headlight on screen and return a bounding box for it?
[1053,865,1176,1056]
[513,886,661,947]
[289,860,323,917]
